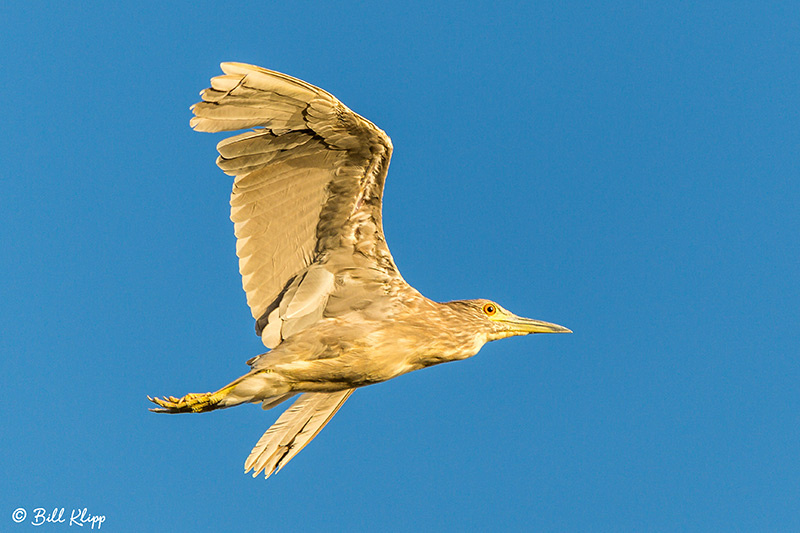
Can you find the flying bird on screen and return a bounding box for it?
[149,63,571,479]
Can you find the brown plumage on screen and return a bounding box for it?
[149,63,570,479]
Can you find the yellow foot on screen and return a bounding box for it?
[148,386,233,413]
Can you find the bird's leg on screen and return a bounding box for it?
[148,369,288,413]
[148,383,237,413]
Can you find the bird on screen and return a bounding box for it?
[149,63,571,479]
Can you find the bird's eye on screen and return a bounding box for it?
[483,303,497,316]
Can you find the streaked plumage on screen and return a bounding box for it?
[150,63,571,479]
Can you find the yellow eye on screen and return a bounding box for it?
[483,303,497,316]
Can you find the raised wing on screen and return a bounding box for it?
[191,63,396,347]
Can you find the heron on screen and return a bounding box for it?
[149,63,571,479]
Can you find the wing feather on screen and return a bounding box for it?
[192,63,397,348]
[244,389,355,479]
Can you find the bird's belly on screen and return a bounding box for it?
[274,353,421,391]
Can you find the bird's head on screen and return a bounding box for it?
[447,299,572,342]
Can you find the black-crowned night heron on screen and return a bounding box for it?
[149,63,571,479]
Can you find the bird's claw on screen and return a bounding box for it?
[148,392,219,413]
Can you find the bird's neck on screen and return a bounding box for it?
[402,300,489,367]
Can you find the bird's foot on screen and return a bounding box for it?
[148,390,225,413]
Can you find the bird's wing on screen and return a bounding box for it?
[191,63,397,347]
[244,388,354,479]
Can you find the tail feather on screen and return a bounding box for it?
[245,389,354,479]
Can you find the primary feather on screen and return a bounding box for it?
[245,390,354,478]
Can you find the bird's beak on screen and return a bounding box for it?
[501,315,572,334]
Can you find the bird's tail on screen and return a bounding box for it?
[245,389,355,479]
[148,370,289,413]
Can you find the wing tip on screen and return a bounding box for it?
[220,61,252,72]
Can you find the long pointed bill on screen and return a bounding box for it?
[502,316,572,334]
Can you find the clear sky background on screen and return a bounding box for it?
[1,2,798,531]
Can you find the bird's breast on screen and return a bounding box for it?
[268,313,487,391]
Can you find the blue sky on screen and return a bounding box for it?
[1,2,798,531]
